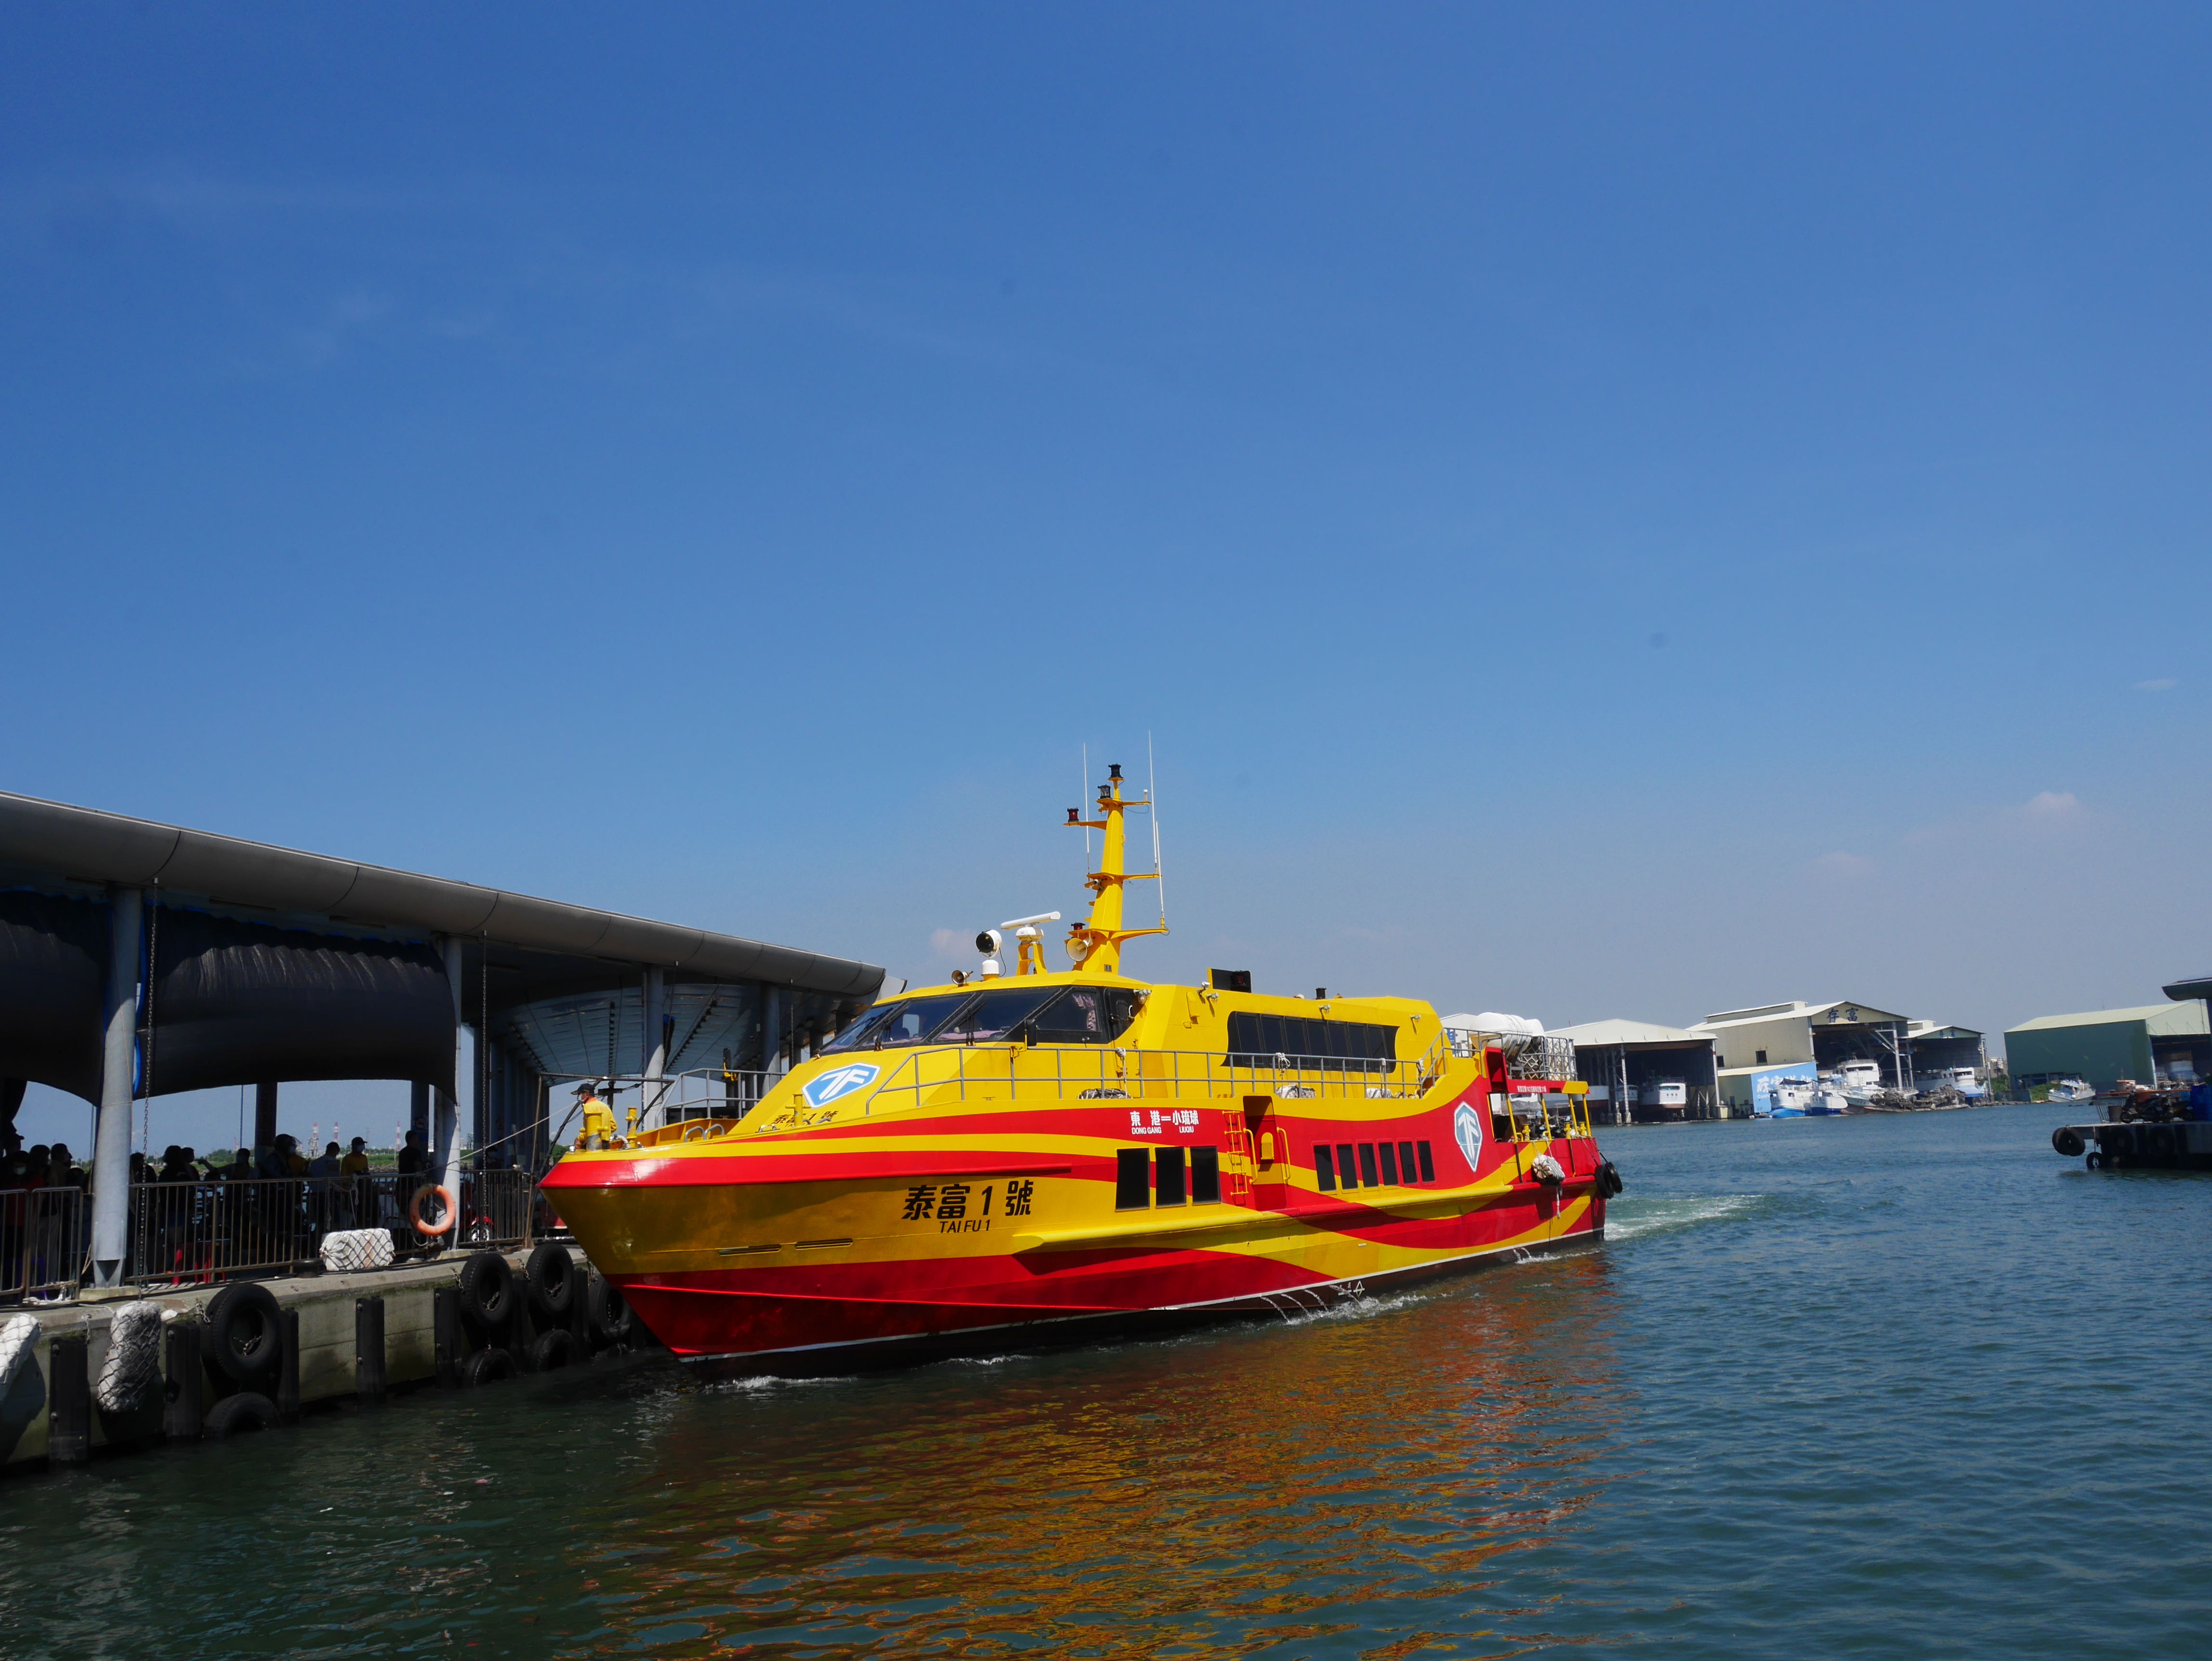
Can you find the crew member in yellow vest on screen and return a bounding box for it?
[574,1082,619,1150]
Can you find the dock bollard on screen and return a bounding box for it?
[434,1287,461,1388]
[275,1308,301,1426]
[163,1321,204,1441]
[47,1334,91,1466]
[355,1298,386,1404]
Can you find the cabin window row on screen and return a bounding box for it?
[1224,1013,1398,1071]
[1116,1146,1223,1210]
[1314,1139,1435,1192]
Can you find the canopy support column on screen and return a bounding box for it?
[91,885,142,1287]
[642,967,666,1130]
[437,937,464,1207]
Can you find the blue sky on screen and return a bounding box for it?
[5,5,2208,1150]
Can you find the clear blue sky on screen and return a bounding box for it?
[5,5,2208,1150]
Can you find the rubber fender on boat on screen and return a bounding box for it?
[204,1390,278,1439]
[2103,1126,2134,1161]
[529,1328,579,1372]
[1596,1161,1626,1197]
[587,1277,633,1347]
[2147,1125,2178,1160]
[0,1313,40,1395]
[204,1282,283,1384]
[1530,1153,1566,1186]
[2051,1127,2086,1158]
[2084,1150,2105,1171]
[461,1346,517,1387]
[94,1301,164,1414]
[458,1251,514,1328]
[524,1241,576,1319]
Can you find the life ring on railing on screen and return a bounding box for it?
[409,1183,458,1237]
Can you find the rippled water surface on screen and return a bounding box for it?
[4,1104,2208,1658]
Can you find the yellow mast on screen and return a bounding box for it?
[1064,764,1166,974]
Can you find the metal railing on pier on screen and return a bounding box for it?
[0,1187,84,1304]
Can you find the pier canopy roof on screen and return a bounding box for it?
[1551,1018,1709,1048]
[0,791,885,1103]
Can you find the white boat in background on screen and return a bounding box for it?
[1931,1066,1988,1100]
[1770,1078,1814,1118]
[2047,1076,2096,1104]
[1832,1059,1884,1107]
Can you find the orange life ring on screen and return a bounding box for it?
[409,1183,458,1237]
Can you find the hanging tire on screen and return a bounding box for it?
[525,1242,577,1319]
[529,1329,579,1372]
[204,1390,278,1438]
[2148,1125,2178,1161]
[204,1283,283,1384]
[461,1347,517,1387]
[588,1277,633,1347]
[458,1252,515,1328]
[2085,1150,2105,1171]
[2103,1127,2133,1161]
[2051,1127,2085,1158]
[1596,1161,1625,1197]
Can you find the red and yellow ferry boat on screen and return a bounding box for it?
[542,769,1621,1370]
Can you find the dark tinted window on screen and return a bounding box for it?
[1156,1147,1186,1206]
[822,992,975,1050]
[936,987,1061,1043]
[1336,1144,1358,1189]
[1115,1148,1150,1210]
[1417,1141,1435,1182]
[1027,986,1140,1044]
[1378,1143,1400,1186]
[1357,1144,1380,1186]
[1314,1145,1337,1191]
[1225,1013,1398,1071]
[1399,1141,1418,1184]
[1192,1146,1221,1204]
[1209,969,1251,992]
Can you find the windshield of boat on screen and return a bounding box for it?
[818,993,976,1052]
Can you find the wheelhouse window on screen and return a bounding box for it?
[819,992,976,1052]
[1357,1144,1380,1187]
[1336,1143,1358,1189]
[1314,1145,1338,1191]
[1398,1141,1419,1184]
[1377,1143,1400,1186]
[1025,986,1142,1044]
[1416,1141,1435,1182]
[935,987,1060,1044]
[1225,1013,1397,1072]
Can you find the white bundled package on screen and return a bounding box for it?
[320,1228,395,1273]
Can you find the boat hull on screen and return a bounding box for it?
[544,1089,1608,1371]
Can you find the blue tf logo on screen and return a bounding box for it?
[803,1062,879,1108]
[1452,1100,1485,1171]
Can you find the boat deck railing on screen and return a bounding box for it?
[814,1033,1458,1119]
[1447,1030,1579,1081]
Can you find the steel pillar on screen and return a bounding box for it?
[254,1081,278,1151]
[642,966,666,1128]
[409,1079,430,1142]
[437,936,464,1205]
[91,885,142,1287]
[762,987,783,1081]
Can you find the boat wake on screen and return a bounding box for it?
[1605,1193,1764,1242]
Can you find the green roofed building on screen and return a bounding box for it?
[2003,1003,2210,1092]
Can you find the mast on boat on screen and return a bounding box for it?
[1064,764,1166,975]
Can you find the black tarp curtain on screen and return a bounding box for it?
[0,892,455,1104]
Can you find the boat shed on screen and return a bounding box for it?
[1552,1018,1721,1124]
[0,791,885,1287]
[2004,1002,2210,1092]
[1692,998,1917,1115]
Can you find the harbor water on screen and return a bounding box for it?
[4,1103,2205,1658]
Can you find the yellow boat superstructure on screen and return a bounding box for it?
[543,768,1619,1368]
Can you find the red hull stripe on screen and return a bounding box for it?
[539,1152,1076,1190]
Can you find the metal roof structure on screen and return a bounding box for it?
[2005,1002,2208,1036]
[1551,1018,1711,1047]
[0,791,881,1004]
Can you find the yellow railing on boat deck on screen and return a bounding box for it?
[844,1032,1455,1118]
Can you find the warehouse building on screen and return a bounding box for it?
[1553,1019,1721,1124]
[1692,998,1917,1116]
[2003,1002,2210,1092]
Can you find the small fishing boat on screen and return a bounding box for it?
[542,769,1622,1371]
